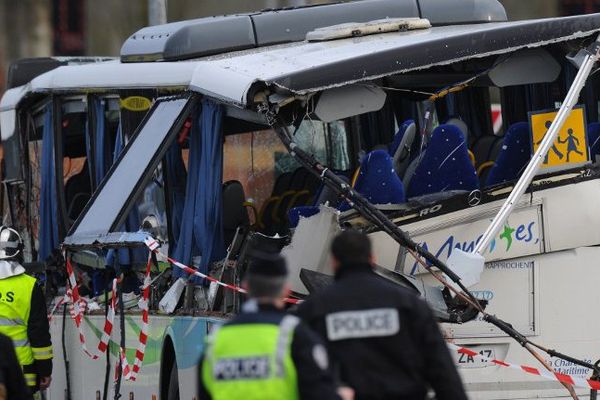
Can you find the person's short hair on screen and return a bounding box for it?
[244,251,288,299]
[245,275,287,299]
[330,229,372,265]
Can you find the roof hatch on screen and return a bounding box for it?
[306,18,431,41]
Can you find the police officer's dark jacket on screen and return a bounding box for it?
[198,300,342,400]
[0,333,33,400]
[295,263,468,400]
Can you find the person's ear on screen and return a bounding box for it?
[369,254,376,266]
[331,256,341,271]
[281,283,292,298]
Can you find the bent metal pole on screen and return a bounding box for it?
[474,34,600,256]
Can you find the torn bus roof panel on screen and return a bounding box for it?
[0,61,197,116]
[189,13,600,105]
[29,61,196,92]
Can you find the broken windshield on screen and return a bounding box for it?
[64,95,193,246]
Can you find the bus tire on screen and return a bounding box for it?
[167,362,179,400]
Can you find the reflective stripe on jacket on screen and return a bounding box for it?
[0,273,36,368]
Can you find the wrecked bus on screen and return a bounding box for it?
[3,0,600,399]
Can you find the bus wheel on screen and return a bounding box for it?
[167,362,179,400]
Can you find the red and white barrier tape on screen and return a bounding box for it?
[65,256,117,359]
[448,343,600,391]
[143,237,302,305]
[59,237,301,382]
[117,254,152,382]
[48,296,65,322]
[64,254,153,382]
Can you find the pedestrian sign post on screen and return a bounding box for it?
[529,106,590,173]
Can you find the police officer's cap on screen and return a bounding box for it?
[246,251,287,278]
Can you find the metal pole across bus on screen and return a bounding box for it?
[474,34,600,256]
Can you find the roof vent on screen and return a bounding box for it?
[306,18,431,41]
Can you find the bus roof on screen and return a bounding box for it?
[191,13,600,105]
[2,13,600,114]
[120,0,507,63]
[0,60,196,112]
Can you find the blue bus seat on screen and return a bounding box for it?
[588,122,600,162]
[289,151,405,228]
[352,149,406,205]
[445,116,470,145]
[485,122,530,187]
[407,124,478,198]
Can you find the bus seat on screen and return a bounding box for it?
[273,167,311,226]
[314,175,349,207]
[273,171,294,195]
[477,160,496,186]
[402,153,424,191]
[485,122,530,187]
[288,206,321,228]
[488,135,506,162]
[588,122,600,162]
[277,169,324,233]
[304,172,321,193]
[285,173,321,214]
[352,149,406,205]
[293,151,405,223]
[478,136,506,187]
[445,117,470,144]
[406,124,478,198]
[473,135,503,167]
[288,175,350,228]
[257,171,293,231]
[222,180,250,247]
[389,119,417,178]
[468,150,476,166]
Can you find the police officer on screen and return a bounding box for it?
[0,226,53,396]
[198,251,353,400]
[0,332,33,400]
[295,230,468,400]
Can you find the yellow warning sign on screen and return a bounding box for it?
[529,106,589,171]
[120,96,152,112]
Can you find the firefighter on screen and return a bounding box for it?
[198,251,353,400]
[0,226,52,396]
[0,332,33,400]
[295,230,468,400]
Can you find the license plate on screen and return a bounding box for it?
[454,346,496,369]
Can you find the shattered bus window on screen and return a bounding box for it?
[223,129,287,212]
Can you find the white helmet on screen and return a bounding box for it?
[0,226,23,260]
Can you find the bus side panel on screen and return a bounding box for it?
[169,316,219,399]
[451,247,600,400]
[47,314,218,399]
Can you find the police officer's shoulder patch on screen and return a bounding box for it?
[325,308,400,341]
[312,344,329,370]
